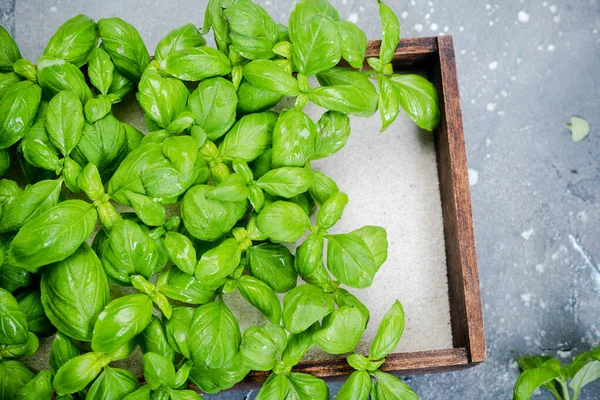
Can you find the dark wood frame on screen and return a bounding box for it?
[239,36,486,387]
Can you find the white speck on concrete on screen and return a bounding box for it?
[569,234,599,273]
[489,20,494,26]
[536,264,545,273]
[518,10,530,23]
[359,5,365,12]
[487,103,496,112]
[486,4,491,10]
[347,13,358,23]
[501,90,508,97]
[489,61,498,70]
[498,111,506,116]
[414,24,423,32]
[50,6,57,12]
[558,350,572,358]
[521,228,534,240]
[459,26,464,31]
[430,23,438,31]
[510,75,517,81]
[548,44,555,51]
[443,26,449,32]
[521,293,532,305]
[486,138,492,146]
[553,15,560,23]
[550,5,558,13]
[401,11,408,19]
[468,169,479,186]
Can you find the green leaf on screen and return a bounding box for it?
[84,97,112,124]
[236,80,283,115]
[224,1,279,60]
[0,25,22,70]
[257,201,310,243]
[294,232,325,279]
[238,275,282,324]
[513,368,561,400]
[389,74,441,131]
[143,352,176,390]
[347,353,384,372]
[282,284,333,333]
[0,264,32,297]
[0,80,41,148]
[257,167,314,198]
[158,267,215,306]
[0,72,22,98]
[122,385,152,400]
[155,23,205,66]
[316,68,378,112]
[108,68,133,101]
[21,138,59,171]
[8,200,97,272]
[566,116,591,142]
[240,323,287,371]
[163,232,197,275]
[369,300,405,360]
[86,367,140,400]
[0,331,39,359]
[0,361,34,399]
[309,170,339,206]
[53,352,108,395]
[12,58,36,82]
[98,18,150,82]
[37,56,93,102]
[164,306,194,359]
[0,287,28,345]
[124,191,166,226]
[13,369,53,400]
[139,316,175,363]
[371,370,418,400]
[44,14,98,67]
[46,90,85,157]
[317,191,348,229]
[165,47,231,81]
[288,372,329,400]
[336,370,371,400]
[15,289,54,337]
[243,60,299,97]
[349,225,388,270]
[188,352,249,394]
[272,109,317,168]
[88,47,114,95]
[41,244,110,341]
[338,21,367,69]
[517,355,558,372]
[91,294,153,352]
[206,173,249,202]
[189,77,237,141]
[332,288,370,327]
[314,306,365,354]
[326,233,376,288]
[247,243,298,293]
[291,14,341,76]
[377,0,400,64]
[218,111,278,162]
[194,238,241,288]
[570,360,600,398]
[281,323,318,368]
[312,111,350,160]
[49,332,80,374]
[188,300,241,369]
[378,74,400,132]
[256,373,290,400]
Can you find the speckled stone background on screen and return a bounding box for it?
[2,0,599,398]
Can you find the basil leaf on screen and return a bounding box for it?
[155,24,206,66]
[8,200,97,272]
[0,361,34,399]
[15,289,54,337]
[219,111,278,162]
[53,352,109,395]
[44,14,98,67]
[0,81,41,148]
[272,109,316,168]
[143,352,176,390]
[139,317,175,363]
[13,369,53,400]
[165,47,231,81]
[49,332,80,374]
[349,225,388,271]
[236,80,283,114]
[137,64,189,129]
[0,26,21,70]
[377,0,400,64]
[240,323,287,371]
[378,74,400,132]
[194,238,241,288]
[0,264,32,296]
[247,243,297,293]
[163,232,196,275]
[309,170,339,206]
[165,306,194,359]
[310,84,377,117]
[282,323,318,367]
[369,300,405,360]
[108,68,134,101]
[333,288,370,327]
[243,60,299,97]
[0,287,28,345]
[87,366,140,400]
[0,331,38,359]
[326,233,376,288]
[188,300,241,369]
[317,191,348,229]
[202,0,229,53]
[188,77,237,141]
[224,1,278,60]
[188,353,249,394]
[0,72,22,97]
[282,284,333,333]
[314,305,365,354]
[316,68,378,111]
[46,90,84,157]
[288,372,329,399]
[88,47,113,95]
[288,0,339,36]
[182,184,247,241]
[257,201,309,243]
[294,232,324,278]
[256,167,314,198]
[336,370,371,400]
[569,360,600,398]
[256,373,290,400]
[311,110,350,160]
[337,21,367,69]
[157,267,215,305]
[206,173,249,202]
[238,275,282,324]
[122,385,152,400]
[98,18,149,82]
[389,73,441,131]
[124,191,165,226]
[37,56,93,103]
[0,179,62,233]
[371,370,418,400]
[291,15,341,76]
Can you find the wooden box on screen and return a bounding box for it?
[243,35,486,385]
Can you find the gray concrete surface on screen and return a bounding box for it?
[2,0,600,398]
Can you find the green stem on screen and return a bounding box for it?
[560,381,571,400]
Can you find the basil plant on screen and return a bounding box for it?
[0,0,441,398]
